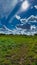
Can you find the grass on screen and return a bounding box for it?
[0,34,37,65]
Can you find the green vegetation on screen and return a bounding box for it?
[0,35,37,65]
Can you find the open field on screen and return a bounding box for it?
[0,35,37,65]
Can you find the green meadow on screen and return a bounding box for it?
[0,35,37,65]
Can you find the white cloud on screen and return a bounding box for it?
[15,15,37,35]
[15,15,37,22]
[12,27,37,35]
[31,5,37,9]
[15,15,21,20]
[0,25,37,35]
[34,5,37,9]
[30,25,36,30]
[27,15,37,22]
[0,15,37,35]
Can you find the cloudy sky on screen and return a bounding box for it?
[0,0,37,35]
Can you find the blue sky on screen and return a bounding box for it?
[0,0,37,18]
[0,0,37,35]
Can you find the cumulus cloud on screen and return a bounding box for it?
[0,15,37,35]
[15,15,37,35]
[15,15,37,22]
[30,25,36,30]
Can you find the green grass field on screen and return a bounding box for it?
[0,35,37,65]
